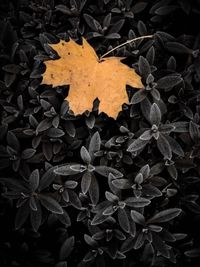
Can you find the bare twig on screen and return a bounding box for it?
[100,35,154,59]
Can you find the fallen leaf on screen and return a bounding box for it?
[42,38,143,119]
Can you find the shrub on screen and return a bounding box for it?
[0,0,200,266]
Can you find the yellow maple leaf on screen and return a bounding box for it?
[41,38,143,119]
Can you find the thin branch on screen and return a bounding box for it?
[100,35,154,59]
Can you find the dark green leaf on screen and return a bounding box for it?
[157,134,172,159]
[147,208,182,224]
[125,197,151,208]
[89,175,99,205]
[80,146,91,164]
[39,194,63,214]
[89,131,101,160]
[81,171,92,194]
[95,166,123,178]
[150,103,161,126]
[29,169,40,191]
[127,138,148,152]
[59,236,75,260]
[118,208,130,233]
[131,210,145,225]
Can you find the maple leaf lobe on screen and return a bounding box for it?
[42,37,143,119]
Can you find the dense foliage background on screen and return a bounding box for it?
[1,0,200,266]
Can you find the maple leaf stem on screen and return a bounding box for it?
[100,35,154,59]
